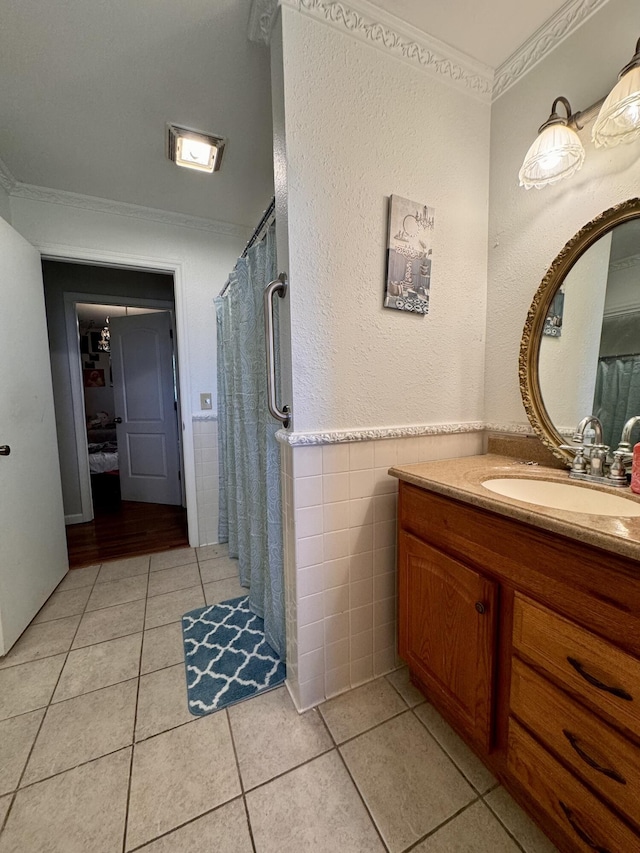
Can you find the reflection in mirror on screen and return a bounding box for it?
[539,219,640,448]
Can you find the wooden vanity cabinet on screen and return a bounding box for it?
[398,532,498,752]
[397,480,640,853]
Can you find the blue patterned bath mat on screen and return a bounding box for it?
[182,596,286,715]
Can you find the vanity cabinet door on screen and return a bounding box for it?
[398,531,498,751]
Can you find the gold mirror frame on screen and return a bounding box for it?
[519,197,640,465]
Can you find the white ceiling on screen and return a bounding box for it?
[0,0,575,229]
[0,0,274,227]
[367,0,571,68]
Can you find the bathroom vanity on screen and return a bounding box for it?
[391,453,640,853]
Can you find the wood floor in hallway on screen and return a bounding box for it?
[66,501,188,568]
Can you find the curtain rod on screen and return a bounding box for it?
[218,197,276,298]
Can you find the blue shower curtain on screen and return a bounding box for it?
[214,225,285,659]
[593,354,640,448]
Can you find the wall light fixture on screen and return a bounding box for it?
[167,124,226,174]
[519,37,640,189]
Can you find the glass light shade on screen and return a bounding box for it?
[176,137,217,172]
[592,65,640,148]
[519,123,585,189]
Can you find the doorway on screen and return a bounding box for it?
[42,261,189,566]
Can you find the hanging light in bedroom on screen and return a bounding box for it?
[97,316,110,353]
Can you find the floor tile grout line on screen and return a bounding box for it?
[334,746,392,853]
[409,706,493,797]
[0,563,104,838]
[401,796,482,852]
[322,704,412,748]
[482,794,531,853]
[124,795,245,853]
[122,558,150,853]
[225,708,258,853]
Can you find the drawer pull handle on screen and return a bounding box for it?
[562,730,626,785]
[559,801,611,853]
[566,657,633,701]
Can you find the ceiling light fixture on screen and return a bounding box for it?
[519,36,640,189]
[167,124,226,173]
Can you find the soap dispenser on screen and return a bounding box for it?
[631,443,640,494]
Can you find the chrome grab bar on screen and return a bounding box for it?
[264,272,291,428]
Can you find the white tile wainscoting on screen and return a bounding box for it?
[281,430,486,710]
[192,417,219,547]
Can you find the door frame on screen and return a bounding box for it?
[38,243,200,547]
[64,292,177,524]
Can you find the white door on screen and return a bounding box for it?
[110,311,182,504]
[0,219,68,655]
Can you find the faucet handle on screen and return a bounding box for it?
[608,449,632,486]
[559,444,588,473]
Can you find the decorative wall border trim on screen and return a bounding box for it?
[248,0,280,44]
[493,0,610,100]
[276,421,485,446]
[275,0,493,102]
[483,422,535,435]
[192,413,218,422]
[9,182,250,240]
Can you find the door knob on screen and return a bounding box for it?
[0,445,10,456]
[114,417,123,424]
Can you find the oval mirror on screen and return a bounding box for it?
[520,198,640,464]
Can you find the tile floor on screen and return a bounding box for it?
[0,546,558,852]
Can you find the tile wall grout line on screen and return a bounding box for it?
[0,561,104,837]
[122,556,151,853]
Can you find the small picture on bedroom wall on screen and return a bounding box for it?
[384,194,435,315]
[83,368,106,387]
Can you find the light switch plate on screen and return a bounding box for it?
[200,393,212,410]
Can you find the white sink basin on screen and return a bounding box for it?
[481,478,640,517]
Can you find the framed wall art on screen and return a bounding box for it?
[384,194,435,315]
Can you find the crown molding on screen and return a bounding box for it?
[248,0,280,44]
[273,0,492,101]
[0,156,16,194]
[9,182,251,239]
[610,252,640,272]
[493,0,610,100]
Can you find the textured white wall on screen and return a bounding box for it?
[486,0,640,428]
[279,7,491,434]
[538,233,610,432]
[11,196,243,414]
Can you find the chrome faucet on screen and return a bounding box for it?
[616,416,640,454]
[560,415,611,484]
[573,416,604,446]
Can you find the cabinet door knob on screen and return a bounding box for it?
[114,417,123,424]
[0,445,10,456]
[475,601,486,614]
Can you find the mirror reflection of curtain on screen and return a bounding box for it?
[214,225,285,659]
[593,355,640,448]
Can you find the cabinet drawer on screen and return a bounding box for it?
[511,657,640,829]
[513,593,640,736]
[508,718,640,853]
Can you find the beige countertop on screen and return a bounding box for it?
[389,453,640,563]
